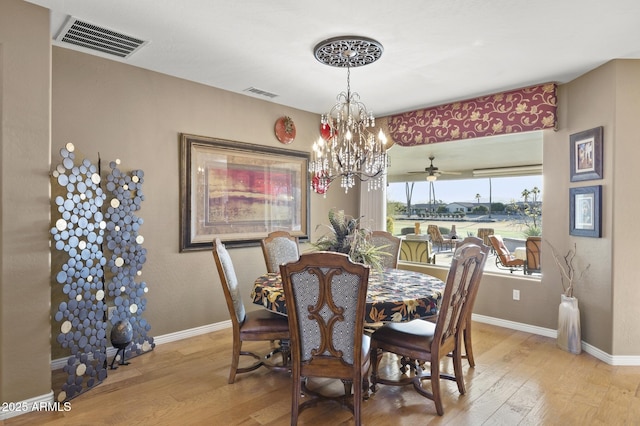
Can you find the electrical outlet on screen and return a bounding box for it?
[108,306,116,321]
[512,289,520,301]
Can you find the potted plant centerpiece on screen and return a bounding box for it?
[547,241,590,354]
[311,209,385,271]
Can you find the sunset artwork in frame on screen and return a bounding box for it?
[179,134,310,251]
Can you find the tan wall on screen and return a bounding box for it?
[51,47,357,339]
[0,0,52,402]
[611,60,640,355]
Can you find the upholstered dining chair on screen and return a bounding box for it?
[280,251,371,426]
[524,236,542,275]
[369,230,402,269]
[488,234,525,273]
[427,224,454,252]
[258,230,298,371]
[212,238,290,384]
[369,239,488,416]
[261,230,300,273]
[453,236,490,367]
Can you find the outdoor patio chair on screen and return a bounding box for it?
[524,236,542,275]
[427,225,454,252]
[476,228,495,247]
[488,235,525,273]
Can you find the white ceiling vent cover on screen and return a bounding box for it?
[55,16,148,59]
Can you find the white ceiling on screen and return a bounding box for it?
[26,0,640,179]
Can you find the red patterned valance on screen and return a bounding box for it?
[387,83,557,146]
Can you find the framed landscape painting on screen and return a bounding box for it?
[570,126,603,182]
[569,185,601,238]
[179,134,310,251]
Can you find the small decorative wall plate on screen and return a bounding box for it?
[275,116,296,144]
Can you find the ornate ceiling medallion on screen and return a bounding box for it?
[313,36,384,68]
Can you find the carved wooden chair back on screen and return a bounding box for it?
[370,240,488,415]
[280,251,370,425]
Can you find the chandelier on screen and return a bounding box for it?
[310,36,388,195]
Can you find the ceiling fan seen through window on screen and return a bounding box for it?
[408,155,461,182]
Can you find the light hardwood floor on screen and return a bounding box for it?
[5,322,640,425]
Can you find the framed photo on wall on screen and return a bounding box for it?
[569,185,602,238]
[179,133,310,251]
[570,126,603,182]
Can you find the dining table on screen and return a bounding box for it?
[251,267,446,324]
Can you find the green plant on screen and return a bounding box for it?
[523,225,542,237]
[311,209,384,270]
[386,216,394,234]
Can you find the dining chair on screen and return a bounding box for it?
[488,234,525,273]
[261,230,300,273]
[427,224,454,252]
[212,238,290,384]
[369,239,488,415]
[524,236,542,275]
[279,251,371,426]
[453,236,490,367]
[369,230,402,268]
[399,239,435,264]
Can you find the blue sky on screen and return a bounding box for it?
[387,175,543,205]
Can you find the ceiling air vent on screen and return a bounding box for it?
[55,16,148,59]
[243,87,279,99]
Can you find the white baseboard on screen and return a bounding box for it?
[472,314,640,366]
[51,320,231,370]
[0,390,54,420]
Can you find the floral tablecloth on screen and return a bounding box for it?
[251,268,445,323]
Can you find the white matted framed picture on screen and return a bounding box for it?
[570,126,603,182]
[569,185,601,238]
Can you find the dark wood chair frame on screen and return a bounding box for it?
[212,238,290,384]
[369,240,489,415]
[280,251,371,426]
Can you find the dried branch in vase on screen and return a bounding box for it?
[545,241,591,298]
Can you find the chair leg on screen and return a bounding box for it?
[342,379,353,396]
[291,374,301,426]
[463,323,475,367]
[369,348,380,393]
[353,377,362,426]
[228,339,241,384]
[452,343,466,395]
[430,361,444,416]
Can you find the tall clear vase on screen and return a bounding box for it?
[557,294,581,354]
